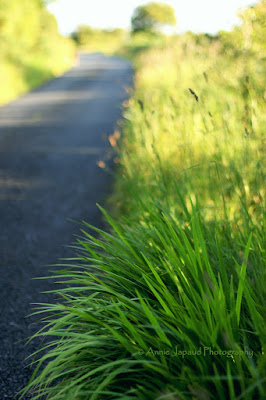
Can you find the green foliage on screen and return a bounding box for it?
[131,2,176,34]
[219,0,266,55]
[117,31,168,62]
[72,25,127,54]
[20,1,265,399]
[0,0,75,105]
[0,0,41,56]
[237,0,266,51]
[19,204,265,399]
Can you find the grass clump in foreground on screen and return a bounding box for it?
[20,3,265,399]
[19,203,265,399]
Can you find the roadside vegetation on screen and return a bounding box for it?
[20,1,265,399]
[71,26,127,54]
[0,0,75,105]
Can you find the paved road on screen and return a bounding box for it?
[0,53,133,399]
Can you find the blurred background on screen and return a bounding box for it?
[48,0,256,35]
[0,0,264,105]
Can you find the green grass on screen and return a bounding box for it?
[19,202,265,399]
[20,20,265,400]
[111,39,265,225]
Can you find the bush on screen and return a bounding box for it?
[0,0,75,105]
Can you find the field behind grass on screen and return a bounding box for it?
[20,3,265,399]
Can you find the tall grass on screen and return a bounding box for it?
[20,25,265,400]
[112,37,265,225]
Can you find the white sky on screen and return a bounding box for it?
[48,0,257,36]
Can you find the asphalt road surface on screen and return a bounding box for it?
[0,53,133,399]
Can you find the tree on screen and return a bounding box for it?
[131,2,176,34]
[0,0,42,56]
[0,0,74,104]
[237,0,266,52]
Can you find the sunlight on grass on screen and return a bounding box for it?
[113,36,265,226]
[19,2,265,399]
